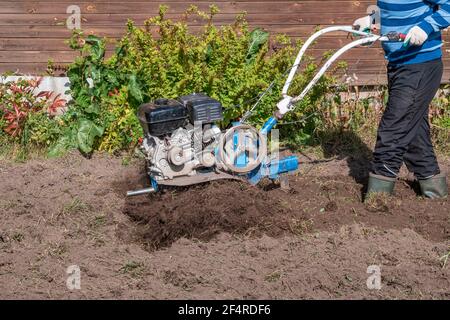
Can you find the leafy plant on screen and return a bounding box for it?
[49,33,114,156]
[98,87,142,153]
[0,78,66,149]
[24,111,62,147]
[0,78,43,137]
[431,89,450,152]
[77,119,104,154]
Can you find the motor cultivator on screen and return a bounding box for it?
[127,26,406,196]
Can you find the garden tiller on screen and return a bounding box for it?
[127,26,406,196]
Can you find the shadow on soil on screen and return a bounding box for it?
[318,129,373,194]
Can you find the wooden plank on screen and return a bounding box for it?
[0,25,367,38]
[0,13,380,26]
[0,24,449,39]
[0,1,377,14]
[0,23,446,40]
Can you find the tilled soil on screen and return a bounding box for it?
[0,152,449,299]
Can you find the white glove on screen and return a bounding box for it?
[404,26,428,46]
[353,16,372,32]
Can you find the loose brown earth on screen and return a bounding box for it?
[0,152,449,299]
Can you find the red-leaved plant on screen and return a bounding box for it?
[0,77,66,137]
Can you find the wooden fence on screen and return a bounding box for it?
[1,1,450,84]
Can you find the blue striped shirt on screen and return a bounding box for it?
[379,0,450,64]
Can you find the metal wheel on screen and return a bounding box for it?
[217,124,267,174]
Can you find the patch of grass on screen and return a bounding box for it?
[288,218,313,236]
[121,156,131,166]
[265,270,282,283]
[88,215,107,229]
[316,128,374,161]
[364,192,391,213]
[0,136,48,162]
[361,227,376,237]
[11,232,24,243]
[341,197,354,204]
[119,261,145,278]
[61,198,91,216]
[86,227,106,247]
[0,199,15,210]
[47,242,68,259]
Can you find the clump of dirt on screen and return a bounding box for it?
[121,180,298,250]
[325,201,338,212]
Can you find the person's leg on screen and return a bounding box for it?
[369,59,443,194]
[403,59,443,179]
[403,113,440,179]
[401,61,448,198]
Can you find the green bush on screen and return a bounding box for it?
[49,4,334,156]
[24,111,62,147]
[0,78,48,139]
[0,78,64,154]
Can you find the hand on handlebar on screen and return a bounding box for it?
[352,15,378,33]
[403,26,428,47]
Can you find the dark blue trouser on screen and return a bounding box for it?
[372,58,442,180]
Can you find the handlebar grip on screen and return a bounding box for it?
[385,31,408,42]
[398,33,407,41]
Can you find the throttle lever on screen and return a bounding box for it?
[386,31,407,42]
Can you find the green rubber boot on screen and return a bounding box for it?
[418,173,448,199]
[367,173,396,195]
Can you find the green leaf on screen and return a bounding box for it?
[90,65,102,84]
[205,44,214,63]
[67,67,81,84]
[84,104,100,115]
[75,95,91,111]
[128,74,144,103]
[48,135,74,158]
[104,69,120,87]
[76,119,104,154]
[114,44,127,61]
[86,35,105,61]
[246,28,269,64]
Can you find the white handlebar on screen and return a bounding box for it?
[291,35,379,105]
[278,26,389,116]
[282,26,374,97]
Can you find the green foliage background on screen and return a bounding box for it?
[1,5,448,160]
